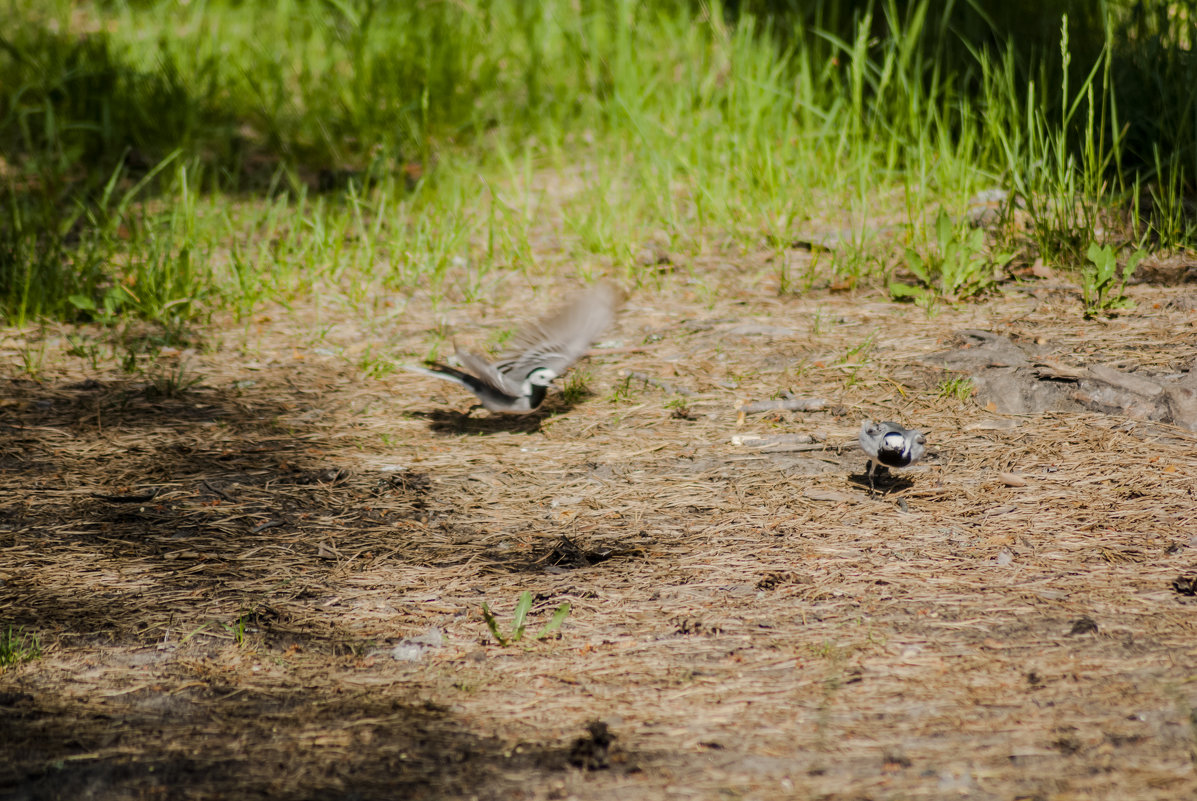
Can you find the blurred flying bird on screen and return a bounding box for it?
[404,283,620,414]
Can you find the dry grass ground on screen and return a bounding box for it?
[3,265,1197,800]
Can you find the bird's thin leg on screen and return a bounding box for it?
[866,459,877,494]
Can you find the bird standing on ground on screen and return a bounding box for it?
[858,420,926,489]
[404,283,620,414]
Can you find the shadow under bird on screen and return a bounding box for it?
[858,420,926,488]
[404,283,620,414]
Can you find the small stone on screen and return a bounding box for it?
[390,628,444,661]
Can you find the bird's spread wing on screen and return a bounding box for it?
[453,349,524,397]
[493,283,620,380]
[861,421,883,437]
[404,355,522,400]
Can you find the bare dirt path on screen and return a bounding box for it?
[3,278,1196,800]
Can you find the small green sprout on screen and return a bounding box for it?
[481,592,571,647]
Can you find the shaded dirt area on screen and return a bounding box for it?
[2,275,1197,800]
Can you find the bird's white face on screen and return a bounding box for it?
[525,367,558,388]
[882,431,907,452]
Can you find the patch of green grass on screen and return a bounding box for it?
[937,376,976,401]
[357,345,397,380]
[608,375,638,404]
[66,333,106,371]
[665,396,694,420]
[1143,149,1197,249]
[481,591,570,647]
[486,327,517,352]
[836,333,878,388]
[561,367,593,406]
[0,0,1192,336]
[1081,241,1146,317]
[17,334,48,380]
[145,358,202,398]
[839,333,876,366]
[891,208,1013,310]
[222,615,249,647]
[0,626,42,670]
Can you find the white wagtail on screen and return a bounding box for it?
[858,420,926,489]
[404,283,620,414]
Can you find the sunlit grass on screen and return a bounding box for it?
[0,626,42,670]
[0,0,1193,341]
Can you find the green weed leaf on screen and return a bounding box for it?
[934,208,953,252]
[1122,249,1147,282]
[903,249,931,285]
[481,602,508,647]
[1082,243,1145,317]
[1086,242,1116,282]
[535,603,572,639]
[511,591,533,642]
[888,282,929,302]
[68,294,96,311]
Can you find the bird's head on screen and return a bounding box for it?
[525,367,558,388]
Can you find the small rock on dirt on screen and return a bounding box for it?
[390,628,444,661]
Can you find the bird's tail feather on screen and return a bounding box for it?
[401,362,471,387]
